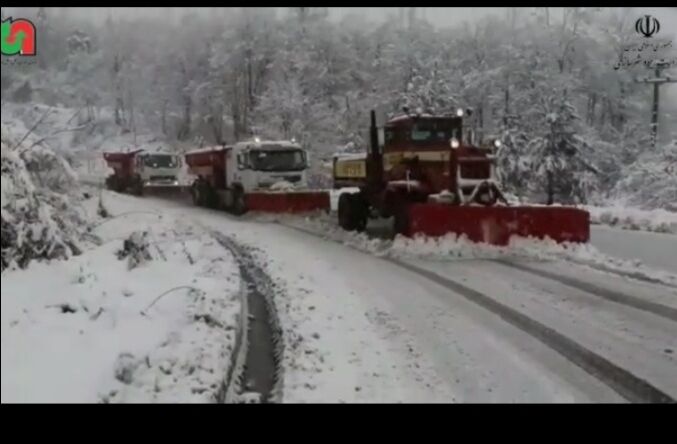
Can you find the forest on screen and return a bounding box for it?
[1,7,676,208]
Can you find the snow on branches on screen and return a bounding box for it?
[1,121,89,271]
[612,140,677,211]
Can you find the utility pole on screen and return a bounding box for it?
[635,61,677,148]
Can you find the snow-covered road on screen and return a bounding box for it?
[590,226,677,274]
[87,192,676,403]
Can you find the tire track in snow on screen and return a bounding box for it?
[492,260,677,323]
[279,222,675,403]
[386,258,675,403]
[211,232,284,403]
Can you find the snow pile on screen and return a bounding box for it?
[270,181,296,192]
[276,214,677,287]
[1,120,90,271]
[584,204,677,234]
[389,234,677,287]
[1,194,241,403]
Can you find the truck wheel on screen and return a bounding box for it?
[191,184,202,206]
[338,193,356,231]
[231,188,247,215]
[105,176,115,191]
[339,193,367,231]
[206,186,219,209]
[353,194,368,232]
[133,179,144,196]
[393,204,411,237]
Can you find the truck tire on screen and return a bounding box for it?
[205,185,219,209]
[338,193,355,231]
[105,175,116,191]
[393,204,411,237]
[230,187,247,215]
[338,193,367,232]
[191,183,203,206]
[132,177,144,196]
[353,193,368,232]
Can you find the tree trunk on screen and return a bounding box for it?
[179,95,191,140]
[161,99,168,136]
[504,84,510,126]
[617,82,626,131]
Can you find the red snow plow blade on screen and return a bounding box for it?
[245,191,330,214]
[406,204,590,246]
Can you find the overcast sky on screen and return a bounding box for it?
[26,7,676,32]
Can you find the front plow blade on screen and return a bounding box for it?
[245,191,331,214]
[407,204,590,246]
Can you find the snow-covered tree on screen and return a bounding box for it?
[612,140,677,210]
[526,92,600,204]
[1,7,671,209]
[1,122,90,271]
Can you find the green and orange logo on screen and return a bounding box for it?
[1,17,36,56]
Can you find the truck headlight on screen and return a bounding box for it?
[450,138,460,149]
[493,140,502,148]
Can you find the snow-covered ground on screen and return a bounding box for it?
[45,191,675,403]
[590,226,677,274]
[585,204,677,234]
[1,190,241,403]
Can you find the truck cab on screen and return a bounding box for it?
[229,139,309,192]
[134,152,182,187]
[185,139,327,214]
[104,149,182,195]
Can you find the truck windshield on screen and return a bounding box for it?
[144,154,178,169]
[410,120,461,143]
[249,149,306,172]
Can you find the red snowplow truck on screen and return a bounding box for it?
[333,110,590,246]
[103,150,184,197]
[184,139,330,214]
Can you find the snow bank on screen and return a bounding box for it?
[274,214,677,288]
[584,204,677,234]
[1,193,241,403]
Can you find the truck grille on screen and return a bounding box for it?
[460,164,490,179]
